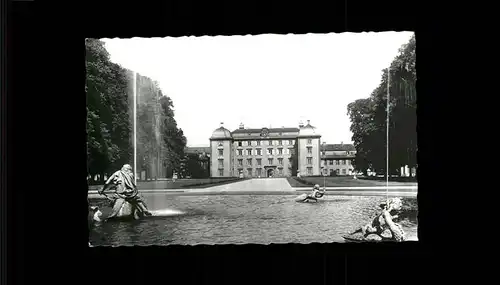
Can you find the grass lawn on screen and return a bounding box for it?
[286,176,417,188]
[88,177,243,190]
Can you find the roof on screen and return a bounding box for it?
[185,147,211,154]
[298,122,320,137]
[231,127,300,134]
[210,126,232,139]
[322,144,356,151]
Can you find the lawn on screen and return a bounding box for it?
[88,177,243,190]
[286,176,417,188]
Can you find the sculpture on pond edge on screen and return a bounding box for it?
[97,164,153,221]
[346,197,406,242]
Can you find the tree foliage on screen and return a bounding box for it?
[347,34,417,176]
[289,142,299,176]
[86,39,187,182]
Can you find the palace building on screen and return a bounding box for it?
[320,142,356,176]
[208,120,323,178]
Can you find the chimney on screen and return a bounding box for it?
[299,120,304,127]
[341,141,343,145]
[239,123,244,129]
[307,120,310,125]
[220,122,224,127]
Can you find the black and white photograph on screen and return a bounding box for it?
[86,32,418,246]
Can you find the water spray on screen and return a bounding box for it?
[133,71,137,184]
[386,66,390,201]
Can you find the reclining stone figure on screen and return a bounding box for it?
[98,164,152,220]
[347,198,406,242]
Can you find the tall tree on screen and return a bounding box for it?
[289,142,299,176]
[347,34,417,176]
[86,38,187,183]
[135,75,187,180]
[86,39,132,182]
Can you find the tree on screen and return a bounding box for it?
[347,98,379,175]
[347,34,417,177]
[86,39,132,183]
[135,75,187,180]
[289,142,299,176]
[86,38,187,183]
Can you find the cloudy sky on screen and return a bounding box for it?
[102,32,414,147]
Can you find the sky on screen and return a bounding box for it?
[101,32,414,147]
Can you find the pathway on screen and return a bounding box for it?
[201,178,293,192]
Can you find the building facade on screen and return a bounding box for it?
[209,120,322,178]
[320,143,356,176]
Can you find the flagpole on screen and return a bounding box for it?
[133,71,137,184]
[386,66,390,201]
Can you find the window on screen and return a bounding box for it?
[218,149,223,156]
[307,147,312,154]
[247,168,252,176]
[238,142,242,147]
[278,168,283,175]
[330,169,334,176]
[307,157,312,165]
[336,160,340,165]
[336,169,340,175]
[329,160,333,165]
[278,148,283,155]
[257,168,262,176]
[219,169,224,176]
[278,140,283,145]
[247,149,252,156]
[238,159,243,166]
[278,158,283,165]
[286,149,290,155]
[257,140,261,146]
[342,160,346,165]
[238,149,243,156]
[347,160,351,165]
[268,158,274,165]
[307,139,312,144]
[256,158,262,166]
[342,169,346,175]
[289,140,294,145]
[218,159,223,168]
[268,148,273,155]
[307,167,313,175]
[247,158,252,166]
[257,149,262,155]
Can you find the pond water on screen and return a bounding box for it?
[89,194,418,246]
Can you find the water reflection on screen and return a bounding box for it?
[90,195,418,246]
